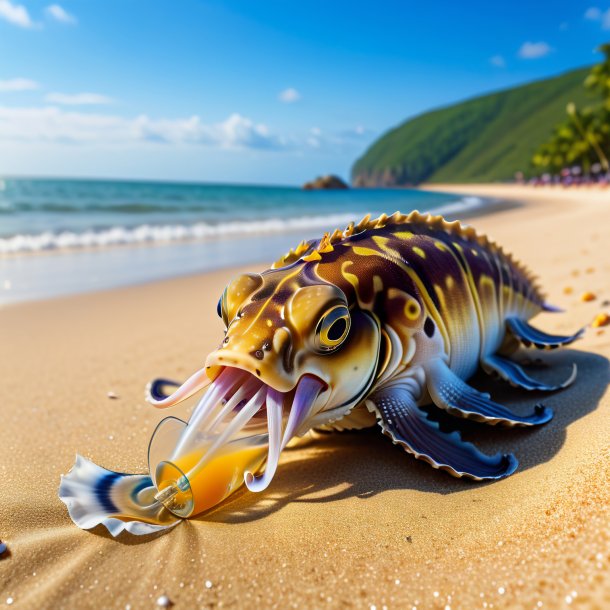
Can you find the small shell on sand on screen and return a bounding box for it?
[592,313,610,328]
[156,595,172,607]
[581,291,596,302]
[107,391,119,399]
[563,286,573,295]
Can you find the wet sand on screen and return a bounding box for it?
[1,184,609,609]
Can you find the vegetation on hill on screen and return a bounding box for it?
[351,67,592,186]
[532,44,609,177]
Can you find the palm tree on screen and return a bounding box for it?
[532,43,610,177]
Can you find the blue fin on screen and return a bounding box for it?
[483,354,577,392]
[425,359,553,427]
[506,317,584,349]
[369,386,518,481]
[59,455,180,537]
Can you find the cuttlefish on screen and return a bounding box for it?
[59,211,582,536]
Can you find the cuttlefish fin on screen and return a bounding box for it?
[482,353,577,392]
[59,455,180,537]
[424,358,552,427]
[367,384,518,481]
[506,317,584,349]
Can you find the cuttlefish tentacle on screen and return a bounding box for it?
[482,354,577,392]
[146,366,211,408]
[506,317,584,350]
[368,382,518,481]
[424,358,553,427]
[245,388,284,492]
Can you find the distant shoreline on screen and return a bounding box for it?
[0,186,493,306]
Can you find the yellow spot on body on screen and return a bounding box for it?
[302,250,322,262]
[372,235,390,248]
[266,319,273,327]
[272,327,290,353]
[341,261,359,291]
[373,275,383,293]
[471,248,479,256]
[394,231,414,239]
[434,241,447,251]
[479,275,496,308]
[412,246,426,259]
[434,285,447,311]
[372,234,402,259]
[445,275,455,289]
[352,246,381,257]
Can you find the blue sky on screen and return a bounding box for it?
[0,1,608,185]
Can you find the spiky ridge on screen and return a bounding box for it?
[272,210,546,304]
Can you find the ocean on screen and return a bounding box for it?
[0,178,484,304]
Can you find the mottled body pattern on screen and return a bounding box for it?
[210,210,581,480]
[59,210,584,536]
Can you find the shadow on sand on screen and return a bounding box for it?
[194,347,609,524]
[106,347,608,543]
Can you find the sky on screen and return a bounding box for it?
[0,0,608,185]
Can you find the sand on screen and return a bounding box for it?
[1,184,609,610]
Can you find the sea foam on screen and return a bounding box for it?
[0,197,484,255]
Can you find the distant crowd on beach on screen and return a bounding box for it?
[515,163,609,188]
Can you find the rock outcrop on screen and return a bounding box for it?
[302,175,349,190]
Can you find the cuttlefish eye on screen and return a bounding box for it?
[216,273,263,329]
[314,304,351,352]
[217,287,228,327]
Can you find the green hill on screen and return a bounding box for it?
[352,67,592,185]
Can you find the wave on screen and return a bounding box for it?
[0,197,485,255]
[0,201,223,214]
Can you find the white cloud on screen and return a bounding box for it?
[585,7,602,20]
[584,6,610,28]
[278,87,301,103]
[0,0,35,28]
[489,55,506,68]
[45,4,76,24]
[305,124,372,150]
[518,41,552,59]
[0,77,39,92]
[45,92,114,105]
[0,106,288,150]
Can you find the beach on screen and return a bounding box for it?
[1,184,609,609]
